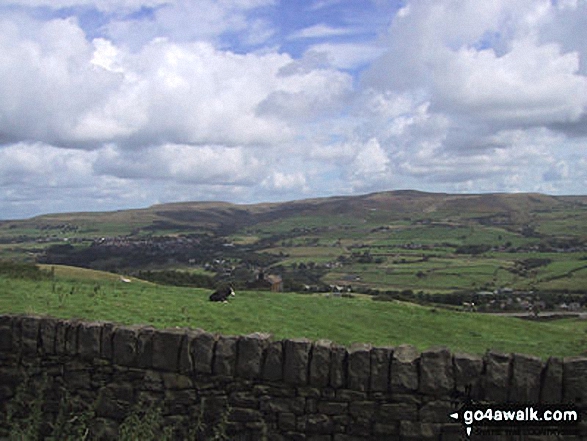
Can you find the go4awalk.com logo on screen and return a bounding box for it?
[449,403,580,438]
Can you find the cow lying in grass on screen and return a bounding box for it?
[209,285,235,303]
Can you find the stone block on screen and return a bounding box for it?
[347,343,371,392]
[390,344,419,392]
[304,413,333,434]
[152,328,185,372]
[112,326,140,367]
[284,338,312,385]
[370,346,392,392]
[191,329,216,374]
[0,315,13,351]
[178,329,196,374]
[541,356,563,403]
[77,321,102,360]
[400,421,439,441]
[563,356,587,404]
[229,391,257,408]
[65,320,80,355]
[100,322,116,360]
[349,401,376,419]
[21,316,40,354]
[330,344,347,389]
[318,401,348,415]
[264,396,306,416]
[263,340,283,381]
[483,351,512,402]
[378,402,418,421]
[309,339,332,387]
[237,332,270,380]
[420,346,454,396]
[510,353,544,403]
[229,407,264,423]
[213,335,238,376]
[54,319,70,354]
[39,317,58,355]
[137,327,155,368]
[162,372,193,389]
[278,412,297,431]
[419,400,453,423]
[453,352,483,399]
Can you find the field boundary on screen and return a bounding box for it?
[1,314,586,439]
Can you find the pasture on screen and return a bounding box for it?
[1,264,586,359]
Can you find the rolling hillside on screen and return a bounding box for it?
[1,190,586,297]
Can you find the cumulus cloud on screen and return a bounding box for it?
[1,0,587,218]
[364,0,587,128]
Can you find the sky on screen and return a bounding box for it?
[1,0,586,219]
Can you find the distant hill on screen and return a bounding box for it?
[4,190,587,235]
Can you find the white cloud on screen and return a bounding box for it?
[1,0,587,219]
[288,24,356,40]
[303,43,386,70]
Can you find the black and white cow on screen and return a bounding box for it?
[209,285,236,302]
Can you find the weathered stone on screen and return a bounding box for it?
[77,321,102,360]
[379,403,418,421]
[309,339,332,387]
[152,328,185,372]
[400,421,439,441]
[419,400,453,423]
[483,351,512,402]
[191,329,216,374]
[137,327,155,368]
[141,370,163,392]
[330,344,347,389]
[39,317,57,355]
[21,316,40,354]
[370,346,392,392]
[161,372,192,389]
[112,326,139,367]
[278,412,297,431]
[541,356,563,403]
[178,329,196,374]
[99,322,115,360]
[303,414,333,434]
[54,319,70,354]
[347,343,371,392]
[263,340,283,381]
[229,391,257,408]
[349,401,375,419]
[284,338,312,385]
[563,356,587,403]
[63,369,91,390]
[95,384,134,420]
[420,346,454,396]
[237,332,270,380]
[229,407,264,423]
[261,396,306,415]
[317,401,348,415]
[298,386,321,398]
[390,344,420,392]
[335,389,366,401]
[373,421,399,435]
[65,320,80,355]
[213,335,238,376]
[453,352,483,399]
[0,315,13,351]
[510,353,543,403]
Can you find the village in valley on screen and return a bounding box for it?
[1,191,586,317]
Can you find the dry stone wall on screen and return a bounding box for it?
[0,314,586,440]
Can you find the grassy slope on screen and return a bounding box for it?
[1,266,586,359]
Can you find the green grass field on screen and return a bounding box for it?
[1,265,586,359]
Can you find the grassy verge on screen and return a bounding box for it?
[1,265,586,358]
